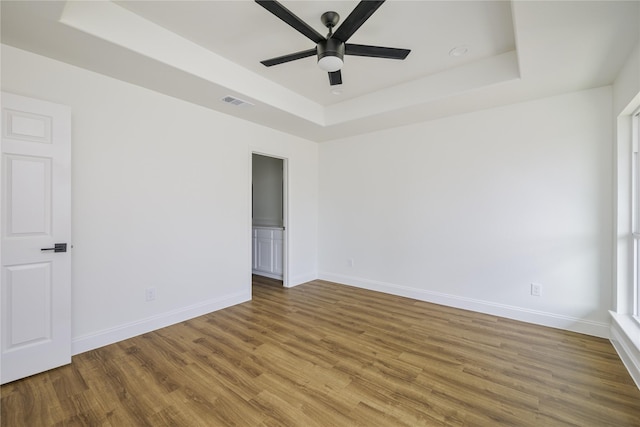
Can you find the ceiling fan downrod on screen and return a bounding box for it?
[321,11,340,37]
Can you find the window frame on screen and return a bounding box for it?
[632,107,640,321]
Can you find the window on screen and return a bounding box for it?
[632,107,640,320]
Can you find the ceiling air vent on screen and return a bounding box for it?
[221,95,254,108]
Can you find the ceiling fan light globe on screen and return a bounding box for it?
[317,38,345,72]
[318,55,343,72]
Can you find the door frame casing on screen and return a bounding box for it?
[249,150,289,287]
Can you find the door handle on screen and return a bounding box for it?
[41,243,67,253]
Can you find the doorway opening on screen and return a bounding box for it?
[251,153,287,288]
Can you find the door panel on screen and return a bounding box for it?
[4,263,52,348]
[1,92,71,384]
[4,108,52,144]
[273,238,283,276]
[6,155,51,236]
[257,237,272,272]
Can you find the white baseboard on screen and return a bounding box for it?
[609,312,640,389]
[72,290,251,355]
[319,272,610,338]
[287,272,318,288]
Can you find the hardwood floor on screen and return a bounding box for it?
[2,277,640,426]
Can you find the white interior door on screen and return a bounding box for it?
[1,92,71,384]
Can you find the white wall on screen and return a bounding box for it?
[1,45,318,353]
[320,87,613,337]
[613,40,640,117]
[0,40,624,355]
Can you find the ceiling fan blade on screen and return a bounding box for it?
[261,48,317,67]
[328,70,342,86]
[255,0,325,44]
[345,44,410,60]
[331,0,385,43]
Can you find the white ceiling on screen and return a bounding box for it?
[1,1,639,142]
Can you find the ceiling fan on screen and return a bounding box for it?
[255,0,411,86]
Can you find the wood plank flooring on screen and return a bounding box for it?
[2,276,640,426]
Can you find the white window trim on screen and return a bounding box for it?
[611,100,640,390]
[632,108,640,321]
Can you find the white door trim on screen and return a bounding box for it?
[249,150,289,287]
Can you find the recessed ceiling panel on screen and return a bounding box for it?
[116,1,516,105]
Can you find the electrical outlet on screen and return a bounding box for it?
[145,287,156,301]
[348,258,355,268]
[530,283,541,297]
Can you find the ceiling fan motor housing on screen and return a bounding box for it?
[317,38,345,63]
